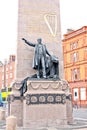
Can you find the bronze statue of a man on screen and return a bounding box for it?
[22,38,51,79]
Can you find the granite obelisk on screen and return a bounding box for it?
[16,0,64,81]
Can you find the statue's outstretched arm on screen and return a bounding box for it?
[22,38,35,47]
[46,47,51,56]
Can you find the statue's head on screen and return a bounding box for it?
[37,38,42,44]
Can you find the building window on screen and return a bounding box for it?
[73,52,78,62]
[6,83,8,87]
[70,52,79,63]
[10,65,12,70]
[2,75,4,81]
[73,42,78,49]
[6,82,8,87]
[6,74,8,79]
[70,42,78,50]
[75,92,77,97]
[80,88,86,100]
[10,73,13,78]
[6,67,8,71]
[73,88,79,101]
[71,68,80,81]
[2,83,4,88]
[2,67,4,73]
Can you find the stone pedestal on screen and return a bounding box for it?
[23,79,73,128]
[10,79,73,128]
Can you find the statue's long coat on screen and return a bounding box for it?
[32,43,49,69]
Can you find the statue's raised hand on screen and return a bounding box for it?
[22,38,27,43]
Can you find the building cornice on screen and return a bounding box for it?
[62,26,87,41]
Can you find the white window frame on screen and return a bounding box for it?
[80,88,86,100]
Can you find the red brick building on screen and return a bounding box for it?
[0,55,15,90]
[62,26,87,107]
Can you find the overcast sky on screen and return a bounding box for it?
[0,0,87,61]
[60,0,87,34]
